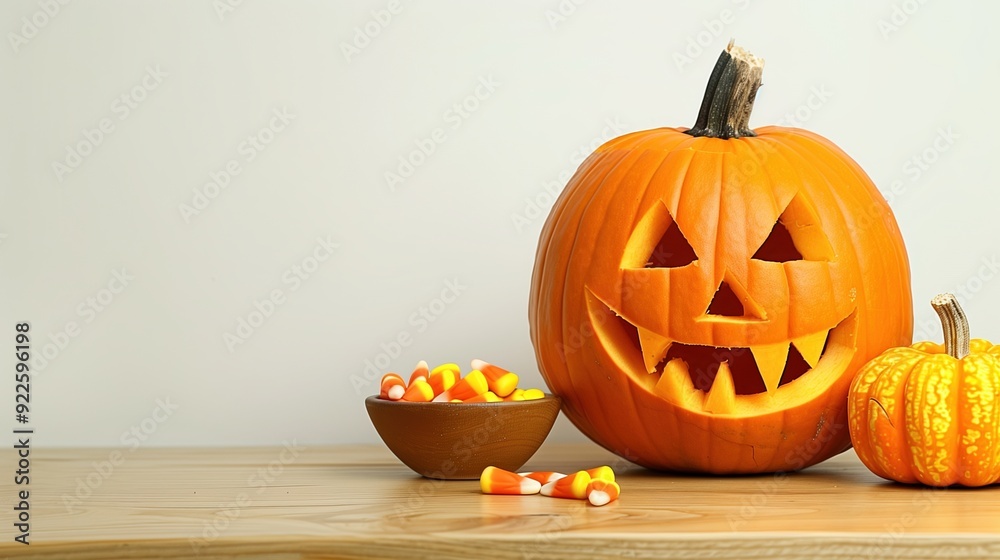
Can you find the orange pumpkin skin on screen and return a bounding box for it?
[849,339,1000,486]
[528,125,912,473]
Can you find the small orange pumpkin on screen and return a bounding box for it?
[849,294,1000,486]
[528,43,912,473]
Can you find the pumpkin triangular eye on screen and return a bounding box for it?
[706,281,745,316]
[752,221,802,262]
[752,195,835,262]
[646,221,697,268]
[621,201,699,269]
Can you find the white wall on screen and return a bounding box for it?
[2,0,996,447]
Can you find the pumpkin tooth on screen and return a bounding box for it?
[654,358,699,406]
[703,361,736,414]
[749,343,790,394]
[637,327,673,374]
[792,329,830,369]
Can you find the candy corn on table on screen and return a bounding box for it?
[3,443,1000,559]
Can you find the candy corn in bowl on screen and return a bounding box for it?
[365,360,561,479]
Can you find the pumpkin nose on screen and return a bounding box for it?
[706,282,744,317]
[704,279,765,321]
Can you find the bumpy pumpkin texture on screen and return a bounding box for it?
[849,294,1000,486]
[528,43,912,473]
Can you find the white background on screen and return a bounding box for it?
[1,0,997,448]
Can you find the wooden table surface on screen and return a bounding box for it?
[3,442,1000,559]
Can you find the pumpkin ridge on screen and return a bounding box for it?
[781,133,913,342]
[905,354,957,485]
[530,148,615,314]
[533,150,629,402]
[741,137,840,340]
[956,353,975,485]
[530,150,615,346]
[986,356,1000,482]
[561,147,675,446]
[885,352,923,483]
[576,143,680,335]
[559,153,640,437]
[630,144,700,267]
[849,358,887,479]
[753,135,868,336]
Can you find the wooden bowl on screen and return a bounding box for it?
[365,395,561,480]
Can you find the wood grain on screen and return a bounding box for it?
[2,443,1000,559]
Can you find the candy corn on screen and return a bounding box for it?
[519,471,566,485]
[586,479,620,506]
[401,379,434,402]
[522,388,545,401]
[379,373,405,401]
[540,471,591,499]
[428,368,458,397]
[503,389,526,402]
[408,360,429,385]
[585,466,615,482]
[431,363,461,376]
[480,466,541,495]
[464,391,501,403]
[374,359,549,404]
[470,359,519,397]
[482,466,621,505]
[433,369,488,402]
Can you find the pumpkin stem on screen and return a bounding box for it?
[687,40,764,139]
[931,293,970,359]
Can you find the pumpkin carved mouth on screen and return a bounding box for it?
[585,288,859,414]
[652,312,855,410]
[660,338,820,396]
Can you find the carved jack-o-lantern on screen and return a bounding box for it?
[529,44,912,473]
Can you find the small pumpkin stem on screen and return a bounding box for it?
[931,293,970,359]
[687,41,764,139]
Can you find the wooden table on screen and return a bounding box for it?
[3,442,1000,559]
